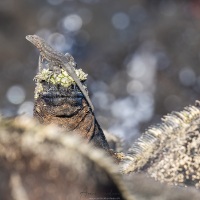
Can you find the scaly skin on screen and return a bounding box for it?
[26,35,94,111]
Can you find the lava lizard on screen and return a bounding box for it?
[26,34,94,111]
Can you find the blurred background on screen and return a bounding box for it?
[1,0,200,147]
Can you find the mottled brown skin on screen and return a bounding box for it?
[34,82,109,150]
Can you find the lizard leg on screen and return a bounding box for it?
[38,55,44,72]
[41,55,45,62]
[38,56,54,83]
[65,53,77,69]
[47,64,54,84]
[38,55,49,72]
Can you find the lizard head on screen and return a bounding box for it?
[26,35,45,49]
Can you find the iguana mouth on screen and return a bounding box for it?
[40,82,84,107]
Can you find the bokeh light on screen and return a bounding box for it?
[111,12,130,30]
[6,85,25,105]
[62,14,83,32]
[179,68,196,86]
[17,101,34,116]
